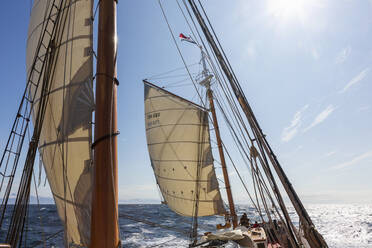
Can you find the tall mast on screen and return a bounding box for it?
[90,0,120,247]
[207,89,238,228]
[199,49,238,228]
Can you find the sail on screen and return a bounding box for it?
[26,0,94,246]
[144,81,225,217]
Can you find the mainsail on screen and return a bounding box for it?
[26,0,94,246]
[144,81,225,217]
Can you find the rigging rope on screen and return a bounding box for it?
[152,1,322,247]
[150,73,197,80]
[4,0,72,244]
[179,0,274,229]
[23,123,47,247]
[30,229,64,248]
[175,3,299,244]
[91,0,101,21]
[169,0,270,230]
[176,0,200,45]
[186,1,303,246]
[158,0,205,108]
[146,63,198,80]
[32,170,46,247]
[163,82,193,89]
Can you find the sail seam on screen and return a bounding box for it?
[146,123,207,131]
[147,141,209,146]
[161,191,219,203]
[155,174,209,182]
[150,159,206,162]
[145,108,204,115]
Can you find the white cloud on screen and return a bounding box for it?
[335,46,351,64]
[281,104,309,142]
[339,68,369,93]
[303,104,336,132]
[332,150,372,170]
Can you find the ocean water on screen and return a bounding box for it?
[0,204,371,247]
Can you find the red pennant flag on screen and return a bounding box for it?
[179,33,197,45]
[179,33,188,39]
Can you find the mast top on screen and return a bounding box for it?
[198,46,214,89]
[179,34,213,89]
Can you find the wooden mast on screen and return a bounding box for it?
[207,88,238,228]
[90,0,120,247]
[198,45,238,228]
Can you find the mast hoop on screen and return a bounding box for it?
[91,131,120,149]
[95,72,119,86]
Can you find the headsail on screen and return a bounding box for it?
[144,81,225,217]
[27,0,94,246]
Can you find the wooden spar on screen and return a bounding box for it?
[207,88,238,228]
[90,0,120,247]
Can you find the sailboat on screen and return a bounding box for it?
[143,55,278,247]
[0,0,120,247]
[142,1,330,248]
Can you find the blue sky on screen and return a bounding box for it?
[0,0,371,204]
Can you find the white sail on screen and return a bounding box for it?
[144,82,225,217]
[27,0,94,246]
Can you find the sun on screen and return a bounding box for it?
[266,0,311,24]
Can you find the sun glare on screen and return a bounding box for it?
[267,0,313,24]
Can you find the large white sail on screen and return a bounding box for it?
[27,0,94,246]
[144,81,225,217]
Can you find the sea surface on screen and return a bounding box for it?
[0,204,371,247]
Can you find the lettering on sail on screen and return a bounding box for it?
[147,112,160,127]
